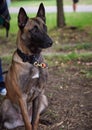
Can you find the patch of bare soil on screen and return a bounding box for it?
[53,26,92,44]
[41,64,92,130]
[48,27,92,53]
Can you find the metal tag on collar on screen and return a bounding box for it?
[34,61,38,66]
[34,61,48,68]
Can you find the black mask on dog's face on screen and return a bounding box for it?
[18,3,53,51]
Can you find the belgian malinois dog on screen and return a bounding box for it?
[1,3,53,130]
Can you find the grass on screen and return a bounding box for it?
[2,55,12,65]
[0,12,92,36]
[64,0,92,5]
[44,52,92,66]
[10,0,56,7]
[61,43,92,51]
[1,51,92,67]
[66,12,92,28]
[10,12,92,33]
[85,69,92,78]
[10,0,92,7]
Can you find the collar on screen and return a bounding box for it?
[17,48,48,68]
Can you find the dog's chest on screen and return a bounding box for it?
[19,62,47,91]
[32,71,39,79]
[19,65,39,86]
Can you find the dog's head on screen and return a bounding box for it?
[18,3,53,52]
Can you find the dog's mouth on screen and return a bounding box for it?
[40,41,53,48]
[29,31,53,49]
[38,35,53,49]
[27,38,53,54]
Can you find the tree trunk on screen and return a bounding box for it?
[56,0,66,28]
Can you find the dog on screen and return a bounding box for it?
[1,3,53,130]
[0,17,10,37]
[0,0,10,37]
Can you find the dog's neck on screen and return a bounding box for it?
[16,48,40,65]
[16,48,47,68]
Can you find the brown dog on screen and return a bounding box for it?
[1,3,53,130]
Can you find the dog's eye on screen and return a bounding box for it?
[33,26,38,32]
[43,24,47,32]
[28,26,38,33]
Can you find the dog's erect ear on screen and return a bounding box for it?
[36,3,46,23]
[18,7,28,29]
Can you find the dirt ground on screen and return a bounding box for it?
[0,27,92,130]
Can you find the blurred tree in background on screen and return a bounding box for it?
[56,0,66,27]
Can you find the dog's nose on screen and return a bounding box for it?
[49,38,53,46]
[47,38,53,47]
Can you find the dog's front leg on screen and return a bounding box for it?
[32,94,48,130]
[18,97,32,130]
[31,97,40,130]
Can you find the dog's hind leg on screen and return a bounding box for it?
[1,99,24,129]
[32,94,48,130]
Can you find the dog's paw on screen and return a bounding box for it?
[4,120,24,129]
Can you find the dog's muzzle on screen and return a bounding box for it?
[43,34,53,48]
[30,29,53,49]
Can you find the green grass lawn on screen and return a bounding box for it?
[45,51,92,65]
[64,0,92,5]
[9,12,92,34]
[10,0,56,7]
[0,12,92,36]
[65,12,92,28]
[10,0,92,7]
